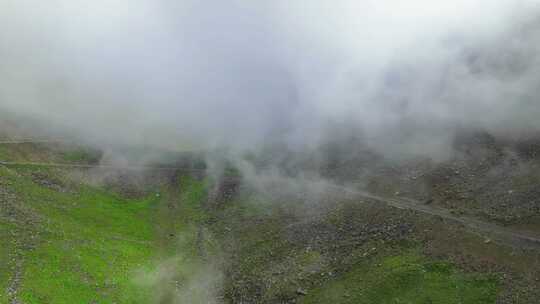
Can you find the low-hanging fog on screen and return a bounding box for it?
[3,3,540,302]
[1,0,540,162]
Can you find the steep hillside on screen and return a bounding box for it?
[1,141,540,303]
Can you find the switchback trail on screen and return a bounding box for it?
[328,185,540,250]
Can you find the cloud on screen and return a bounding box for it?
[1,0,539,159]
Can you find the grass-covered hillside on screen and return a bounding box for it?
[1,142,540,303]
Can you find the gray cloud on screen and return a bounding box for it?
[1,0,540,159]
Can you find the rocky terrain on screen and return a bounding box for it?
[0,130,540,303]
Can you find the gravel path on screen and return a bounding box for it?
[329,185,540,250]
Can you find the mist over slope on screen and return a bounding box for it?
[1,1,540,161]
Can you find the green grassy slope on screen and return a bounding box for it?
[0,221,17,303]
[0,159,224,303]
[0,146,507,303]
[0,166,160,303]
[301,250,497,304]
[139,175,223,303]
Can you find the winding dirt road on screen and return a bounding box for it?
[329,185,540,250]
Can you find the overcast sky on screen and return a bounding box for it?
[1,0,539,159]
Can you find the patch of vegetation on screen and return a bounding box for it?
[301,250,499,304]
[0,222,17,303]
[61,148,102,164]
[0,144,35,162]
[178,176,209,223]
[0,145,9,160]
[137,175,223,303]
[0,143,68,163]
[154,175,210,255]
[0,166,160,303]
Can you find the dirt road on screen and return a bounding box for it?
[330,185,540,250]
